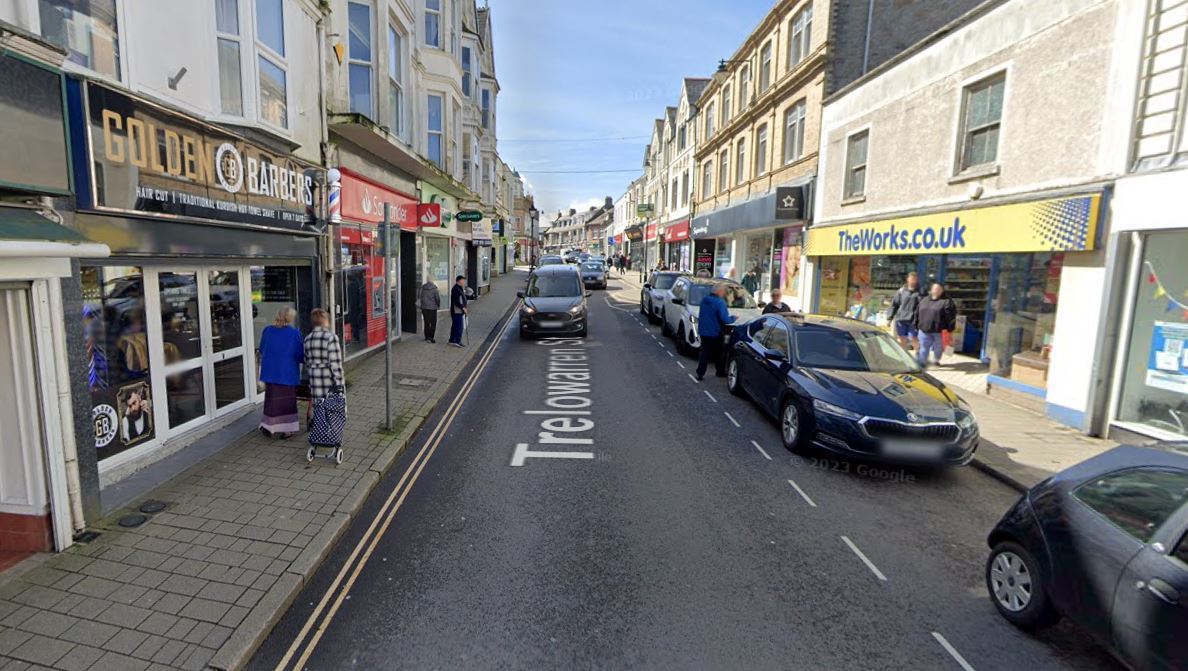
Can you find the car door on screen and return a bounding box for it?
[1109,471,1188,671]
[668,280,687,333]
[753,321,792,415]
[738,318,774,398]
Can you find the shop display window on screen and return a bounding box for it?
[81,265,155,461]
[250,266,299,346]
[944,256,992,354]
[985,253,1062,388]
[1117,232,1188,438]
[843,256,918,326]
[715,238,733,279]
[740,233,774,299]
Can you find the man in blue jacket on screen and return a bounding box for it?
[695,283,737,381]
[448,275,468,347]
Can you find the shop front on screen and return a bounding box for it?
[805,193,1103,415]
[663,220,691,272]
[68,80,324,477]
[624,225,643,270]
[471,218,493,295]
[644,222,660,271]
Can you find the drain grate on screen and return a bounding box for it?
[74,531,101,543]
[138,500,168,514]
[118,514,148,528]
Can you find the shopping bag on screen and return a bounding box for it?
[941,330,954,357]
[308,390,347,447]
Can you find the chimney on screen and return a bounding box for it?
[568,208,576,216]
[605,196,613,208]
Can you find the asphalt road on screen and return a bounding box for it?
[251,273,1119,671]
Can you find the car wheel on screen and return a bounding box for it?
[779,398,812,453]
[640,296,648,315]
[661,311,672,337]
[986,541,1060,630]
[727,357,744,397]
[676,324,689,356]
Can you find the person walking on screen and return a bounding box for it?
[448,275,468,348]
[762,289,792,314]
[257,307,304,439]
[304,308,345,400]
[889,271,925,351]
[914,282,957,367]
[419,278,440,343]
[695,283,737,381]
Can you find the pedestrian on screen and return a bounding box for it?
[762,289,792,314]
[914,282,957,367]
[448,275,468,348]
[304,308,345,400]
[889,271,925,351]
[257,307,304,439]
[419,277,440,343]
[695,283,737,381]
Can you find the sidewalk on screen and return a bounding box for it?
[613,271,1114,490]
[0,271,525,671]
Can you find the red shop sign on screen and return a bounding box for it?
[664,220,690,243]
[339,168,418,231]
[417,203,442,228]
[645,222,658,241]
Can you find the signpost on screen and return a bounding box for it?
[635,204,654,281]
[382,204,392,431]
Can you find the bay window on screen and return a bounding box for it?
[215,0,242,115]
[38,0,120,80]
[255,0,287,128]
[425,0,441,48]
[347,1,373,118]
[427,94,444,168]
[388,24,405,136]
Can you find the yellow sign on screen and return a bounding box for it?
[805,194,1101,257]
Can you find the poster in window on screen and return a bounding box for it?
[116,381,154,447]
[1146,321,1188,394]
[372,276,386,317]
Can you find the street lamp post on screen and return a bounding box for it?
[528,206,539,271]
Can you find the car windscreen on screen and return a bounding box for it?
[721,284,758,309]
[689,285,713,305]
[795,329,921,373]
[526,273,582,297]
[653,275,677,290]
[581,263,603,271]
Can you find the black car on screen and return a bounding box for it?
[725,314,978,463]
[580,262,607,289]
[517,265,591,339]
[985,445,1188,670]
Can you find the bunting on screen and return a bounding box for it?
[1145,261,1188,320]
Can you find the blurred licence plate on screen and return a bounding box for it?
[883,440,943,459]
[538,320,563,328]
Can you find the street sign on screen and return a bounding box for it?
[457,209,484,222]
[636,203,654,216]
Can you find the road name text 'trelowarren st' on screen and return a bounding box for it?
[510,338,595,466]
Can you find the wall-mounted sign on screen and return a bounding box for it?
[636,203,654,216]
[417,203,442,227]
[83,82,322,232]
[664,220,690,243]
[339,168,417,230]
[472,219,493,246]
[625,225,643,242]
[1,52,70,195]
[456,209,483,223]
[774,185,805,220]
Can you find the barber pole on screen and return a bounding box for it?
[327,167,342,224]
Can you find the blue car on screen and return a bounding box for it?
[725,313,978,464]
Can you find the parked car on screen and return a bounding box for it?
[517,265,591,339]
[662,277,761,355]
[725,313,979,461]
[640,271,685,324]
[580,262,608,289]
[538,255,565,266]
[984,445,1188,670]
[563,250,581,264]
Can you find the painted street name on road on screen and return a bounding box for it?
[511,338,596,466]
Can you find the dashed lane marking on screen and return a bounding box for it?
[667,351,675,358]
[786,479,816,506]
[704,390,718,403]
[724,411,740,427]
[688,373,699,383]
[841,535,887,582]
[931,632,976,671]
[751,440,772,460]
[676,361,686,368]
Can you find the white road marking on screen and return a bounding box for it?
[931,632,976,671]
[704,390,717,403]
[786,479,816,506]
[676,361,686,368]
[688,373,699,383]
[666,351,674,358]
[643,327,650,333]
[650,334,657,340]
[523,410,591,415]
[841,536,887,582]
[510,443,595,467]
[724,411,740,427]
[750,440,772,460]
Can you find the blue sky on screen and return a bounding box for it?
[489,0,775,216]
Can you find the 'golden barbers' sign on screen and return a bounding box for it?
[85,82,321,232]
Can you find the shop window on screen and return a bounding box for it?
[348,1,374,118]
[1117,232,1188,438]
[958,73,1005,172]
[38,0,120,80]
[81,265,155,461]
[250,266,299,346]
[215,0,243,115]
[844,130,868,199]
[715,238,733,279]
[985,253,1062,388]
[840,256,918,325]
[741,233,774,298]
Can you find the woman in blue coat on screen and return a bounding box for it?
[258,307,304,438]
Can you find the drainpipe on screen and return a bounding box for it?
[48,280,86,532]
[862,0,875,75]
[316,10,338,320]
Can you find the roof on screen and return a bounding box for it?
[683,78,711,107]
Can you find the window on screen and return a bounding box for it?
[38,0,120,80]
[425,0,441,48]
[1175,531,1188,564]
[844,130,869,199]
[739,64,751,105]
[461,46,472,97]
[756,125,768,176]
[678,124,687,150]
[789,4,813,68]
[718,150,729,192]
[481,88,490,129]
[959,73,1005,171]
[705,102,716,137]
[795,330,920,373]
[255,0,287,128]
[427,94,444,168]
[722,85,732,123]
[347,2,373,118]
[783,100,806,164]
[736,139,746,185]
[1073,468,1188,543]
[759,41,772,92]
[671,179,678,209]
[215,0,242,115]
[702,161,714,197]
[681,171,689,206]
[452,100,461,174]
[766,323,791,358]
[387,25,404,136]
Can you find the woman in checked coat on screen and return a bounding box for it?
[304,308,345,399]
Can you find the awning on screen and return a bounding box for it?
[0,209,109,259]
[664,220,690,243]
[645,222,658,241]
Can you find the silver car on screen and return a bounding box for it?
[662,277,762,355]
[639,271,685,325]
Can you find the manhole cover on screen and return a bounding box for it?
[118,514,148,528]
[74,531,101,543]
[138,500,167,514]
[397,378,428,387]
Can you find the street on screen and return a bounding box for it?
[251,275,1118,671]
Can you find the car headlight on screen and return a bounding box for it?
[956,412,976,431]
[569,305,583,314]
[521,305,536,315]
[813,399,863,421]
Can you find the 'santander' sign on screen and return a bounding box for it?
[85,82,321,232]
[804,194,1101,257]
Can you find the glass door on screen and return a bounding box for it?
[207,269,249,415]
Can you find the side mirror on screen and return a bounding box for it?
[585,291,592,298]
[643,283,652,289]
[764,350,786,361]
[516,290,525,298]
[671,297,685,306]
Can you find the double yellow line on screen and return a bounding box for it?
[274,301,520,670]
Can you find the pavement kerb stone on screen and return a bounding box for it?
[205,572,301,671]
[367,422,419,476]
[336,471,380,516]
[971,457,1030,493]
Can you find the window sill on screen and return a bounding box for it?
[948,165,1000,185]
[841,195,866,206]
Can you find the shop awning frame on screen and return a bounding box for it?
[0,209,109,259]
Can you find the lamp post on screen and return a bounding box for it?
[528,206,539,271]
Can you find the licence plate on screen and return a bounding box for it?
[538,320,564,328]
[882,440,944,459]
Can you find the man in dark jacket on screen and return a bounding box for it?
[889,271,925,351]
[448,275,468,347]
[914,282,957,367]
[419,279,440,343]
[762,289,792,314]
[695,284,737,381]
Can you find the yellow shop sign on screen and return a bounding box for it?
[805,194,1101,257]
